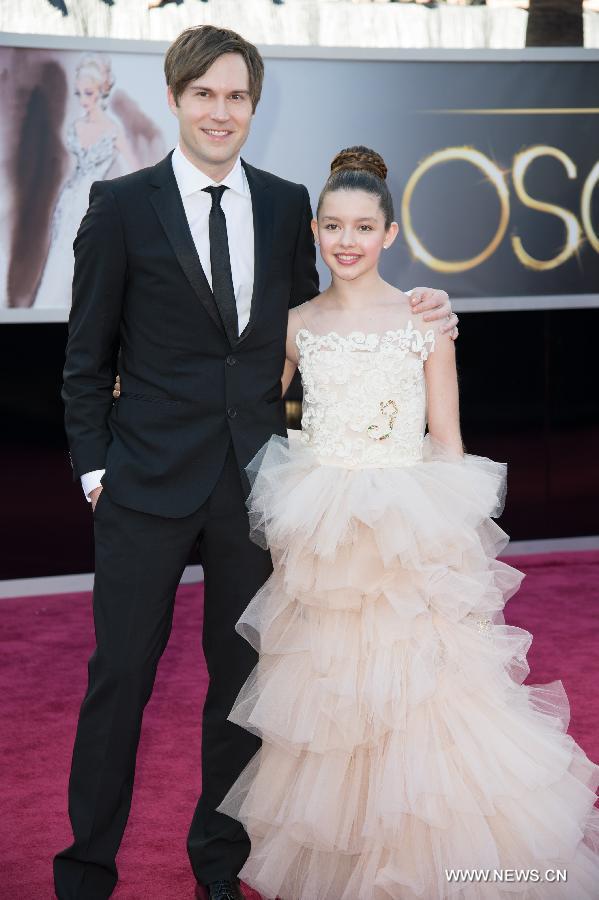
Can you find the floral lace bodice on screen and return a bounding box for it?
[296,321,435,468]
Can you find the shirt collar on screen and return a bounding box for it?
[171,145,248,199]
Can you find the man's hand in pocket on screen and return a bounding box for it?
[89,486,103,512]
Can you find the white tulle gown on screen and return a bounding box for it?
[218,309,599,899]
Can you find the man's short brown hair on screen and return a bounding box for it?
[165,26,264,111]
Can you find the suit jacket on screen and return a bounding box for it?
[62,151,319,517]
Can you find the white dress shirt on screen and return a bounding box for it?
[81,146,255,501]
[171,144,254,333]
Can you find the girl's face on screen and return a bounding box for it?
[75,77,101,112]
[312,189,398,282]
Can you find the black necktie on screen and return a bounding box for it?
[202,185,238,341]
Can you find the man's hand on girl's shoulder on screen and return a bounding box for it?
[409,287,459,340]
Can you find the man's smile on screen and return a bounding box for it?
[202,128,234,140]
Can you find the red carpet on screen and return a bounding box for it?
[2,550,598,899]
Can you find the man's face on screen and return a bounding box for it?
[168,52,254,178]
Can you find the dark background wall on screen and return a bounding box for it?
[1,308,597,580]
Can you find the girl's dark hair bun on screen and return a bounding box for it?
[330,145,388,182]
[318,145,394,228]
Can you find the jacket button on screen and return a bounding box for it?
[226,355,237,366]
[227,407,237,419]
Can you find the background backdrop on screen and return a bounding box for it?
[2,42,598,316]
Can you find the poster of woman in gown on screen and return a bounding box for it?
[0,43,173,317]
[33,54,139,309]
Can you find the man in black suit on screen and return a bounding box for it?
[55,25,457,900]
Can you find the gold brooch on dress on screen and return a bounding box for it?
[367,400,398,441]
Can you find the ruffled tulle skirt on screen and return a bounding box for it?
[218,433,599,899]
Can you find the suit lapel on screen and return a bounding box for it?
[237,160,274,345]
[149,153,226,339]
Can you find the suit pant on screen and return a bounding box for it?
[54,446,272,899]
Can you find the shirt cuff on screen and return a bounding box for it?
[81,470,105,502]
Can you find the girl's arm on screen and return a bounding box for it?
[424,325,463,457]
[281,307,302,395]
[282,358,297,396]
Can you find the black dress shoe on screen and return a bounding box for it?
[195,879,243,900]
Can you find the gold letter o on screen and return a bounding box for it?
[401,147,510,274]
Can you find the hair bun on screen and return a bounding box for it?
[330,145,388,181]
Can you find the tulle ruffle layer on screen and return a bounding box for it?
[218,434,599,898]
[245,433,508,569]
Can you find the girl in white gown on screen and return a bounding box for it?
[218,147,599,899]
